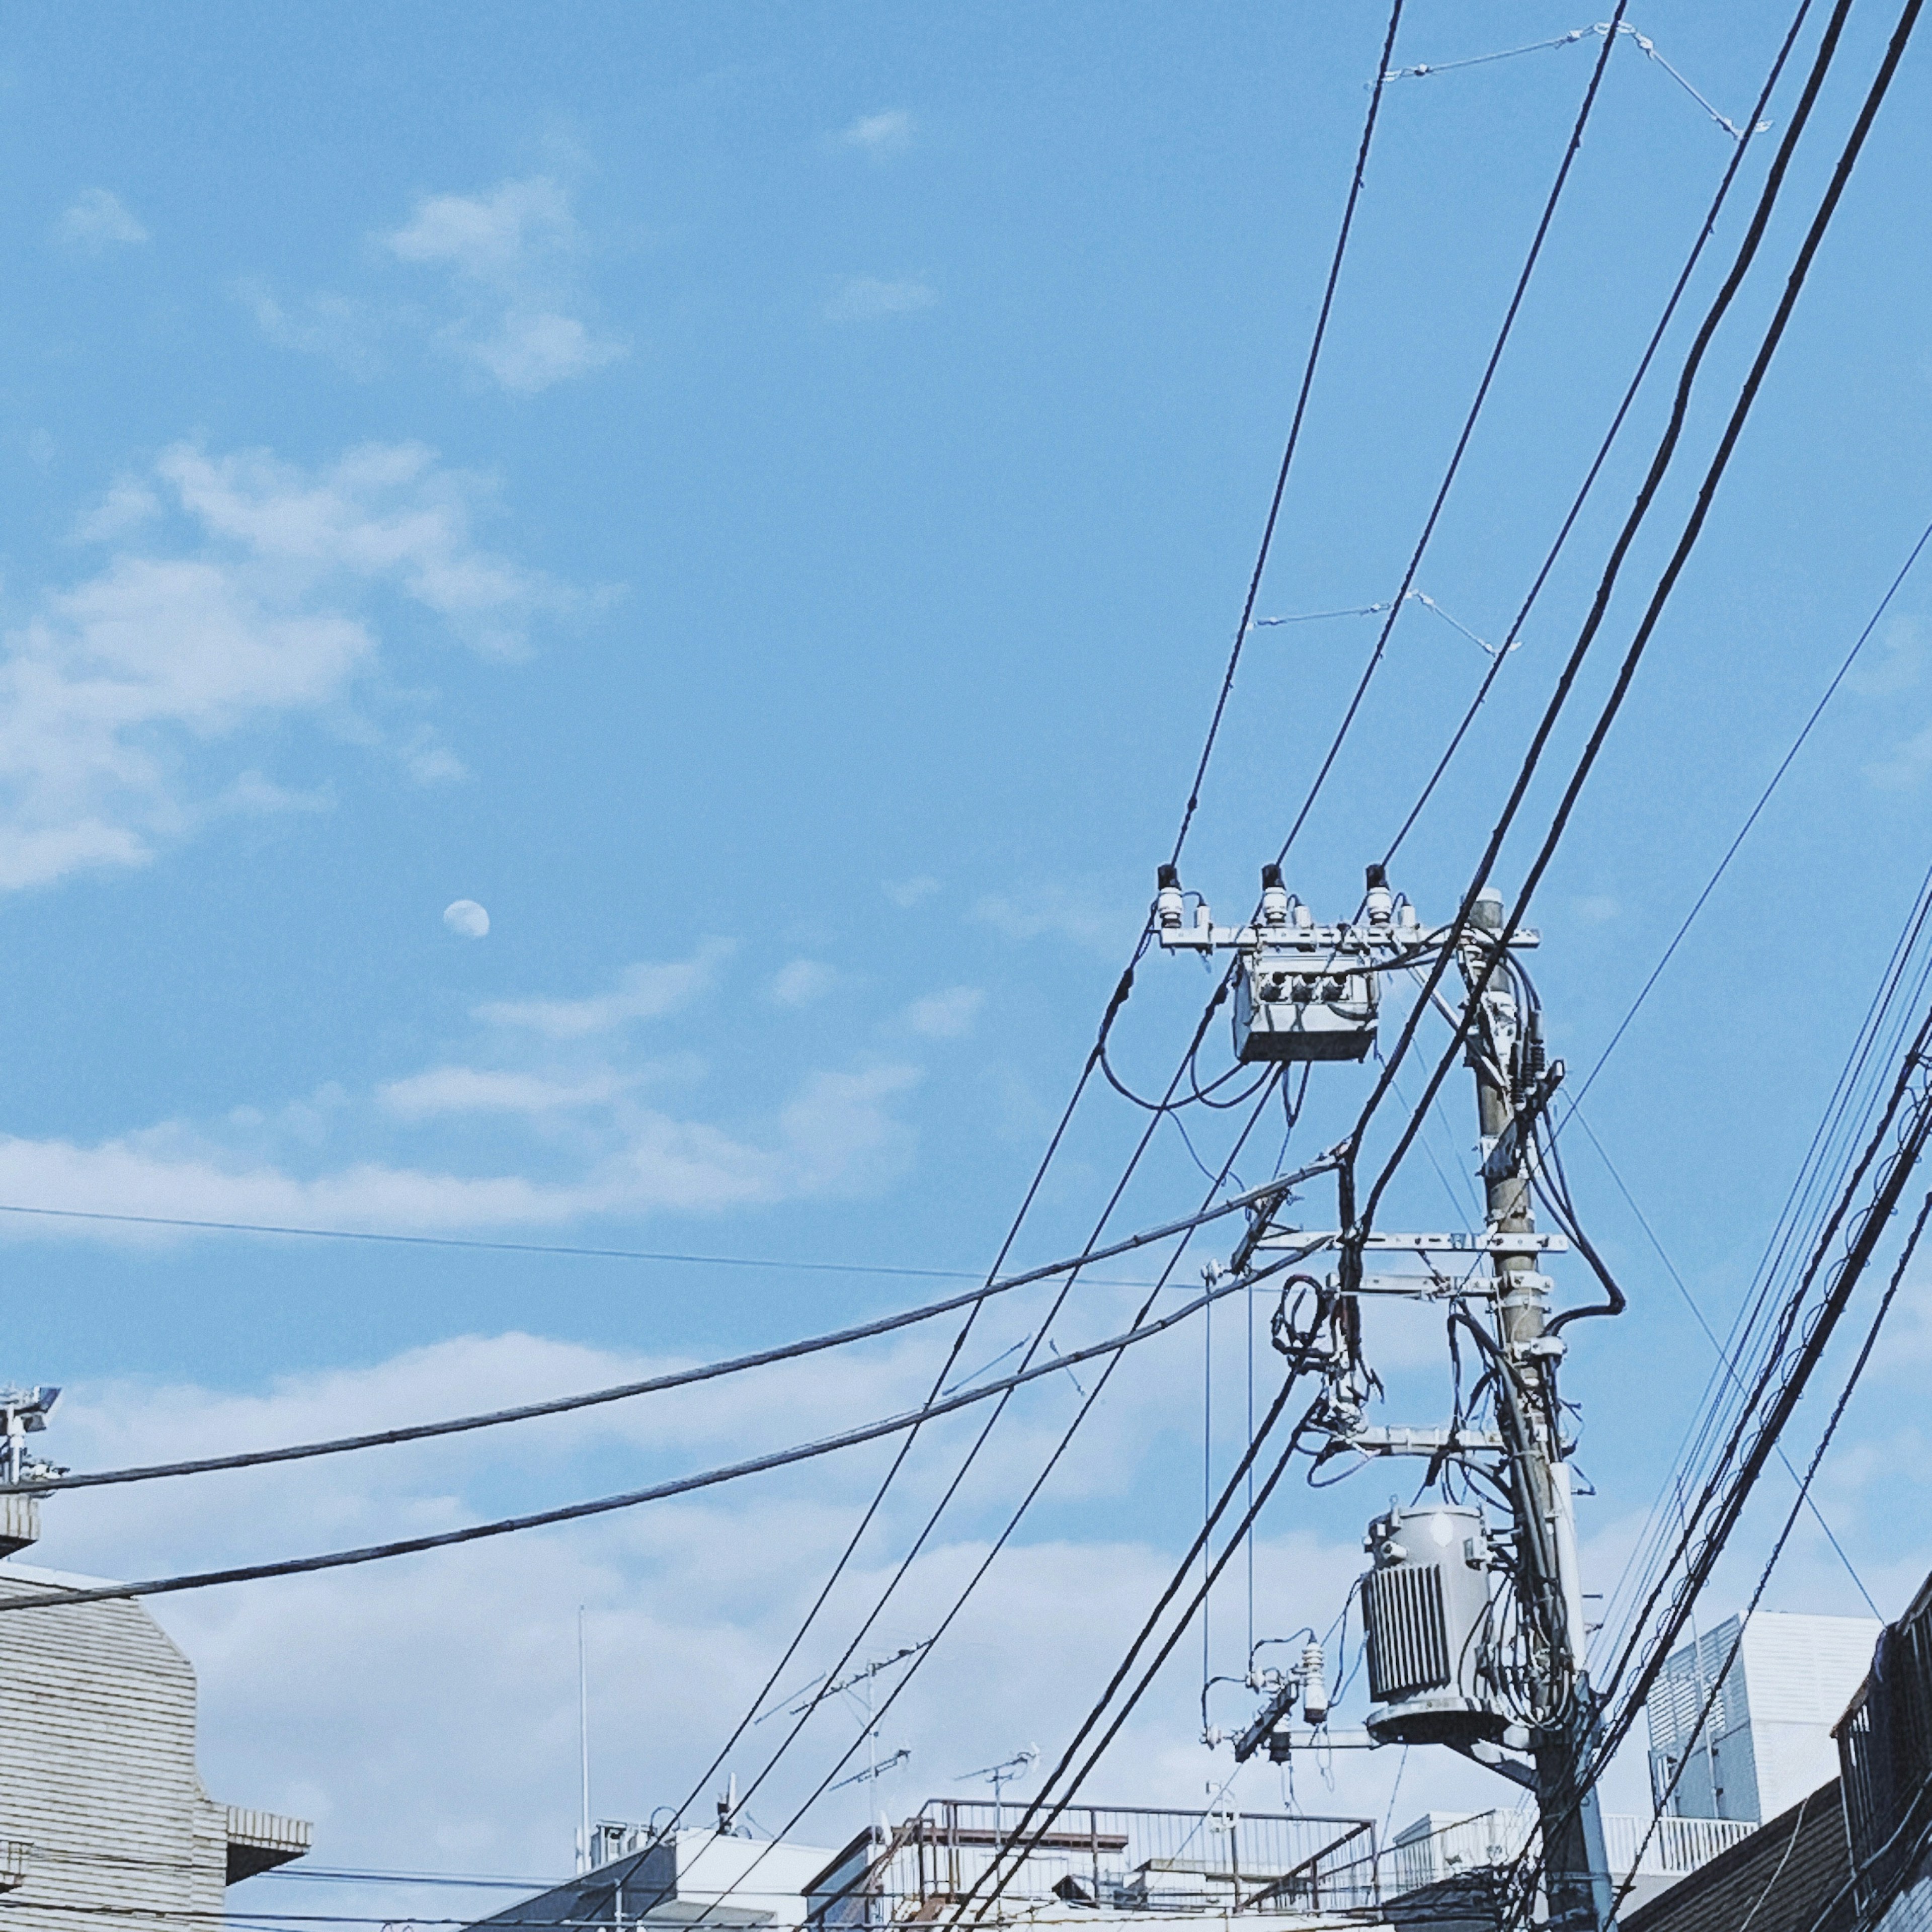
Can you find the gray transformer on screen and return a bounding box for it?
[1361,1505,1504,1747]
[1233,947,1379,1063]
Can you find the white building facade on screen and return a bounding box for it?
[1645,1610,1880,1824]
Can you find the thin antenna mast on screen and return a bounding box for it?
[578,1606,592,1874]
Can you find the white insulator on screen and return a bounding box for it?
[1301,1641,1328,1726]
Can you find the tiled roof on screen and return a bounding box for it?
[1621,1784,1855,1932]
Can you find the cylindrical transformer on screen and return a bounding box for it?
[1360,1504,1504,1747]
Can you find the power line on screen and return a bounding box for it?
[1564,1103,1880,1616]
[660,3,1409,1835]
[1346,0,1875,1253]
[1169,0,1407,867]
[1270,0,1629,873]
[1505,1186,1932,1932]
[668,1080,1292,1930]
[0,1201,989,1282]
[950,1324,1342,1926]
[0,1245,1313,1617]
[13,1167,1324,1497]
[1379,0,1807,873]
[1594,1188,1932,1919]
[1561,506,1932,1120]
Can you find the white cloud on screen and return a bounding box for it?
[883,875,939,908]
[56,188,147,251]
[377,1067,628,1119]
[0,441,553,891]
[770,959,838,1008]
[383,176,626,394]
[973,887,1125,952]
[1867,722,1932,790]
[0,1059,919,1228]
[236,282,384,377]
[903,986,984,1039]
[1850,617,1925,698]
[476,942,734,1039]
[824,276,937,324]
[1574,894,1620,924]
[838,110,915,158]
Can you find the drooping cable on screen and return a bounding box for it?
[0,1250,1293,1618]
[668,1081,1292,1929]
[1270,2,1628,872]
[1169,0,1406,866]
[1344,0,1886,1263]
[7,1170,1324,1497]
[1562,508,1932,1124]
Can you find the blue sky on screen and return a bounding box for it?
[3,0,1931,1900]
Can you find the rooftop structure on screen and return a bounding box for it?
[467,1824,835,1931]
[804,1799,1380,1925]
[0,1555,311,1932]
[1380,1807,1754,1920]
[1646,1612,1880,1825]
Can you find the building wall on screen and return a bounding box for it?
[1647,1614,1879,1824]
[0,1562,232,1932]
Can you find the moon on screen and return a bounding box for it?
[443,899,490,939]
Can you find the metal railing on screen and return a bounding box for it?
[808,1802,1376,1923]
[1359,1807,1753,1904]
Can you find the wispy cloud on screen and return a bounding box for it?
[475,943,734,1039]
[838,109,915,158]
[824,276,936,324]
[235,282,384,377]
[376,1067,632,1120]
[769,959,839,1008]
[903,986,984,1039]
[0,441,554,891]
[56,188,147,252]
[883,875,939,908]
[0,1061,919,1228]
[973,886,1125,952]
[383,175,626,393]
[1868,722,1932,790]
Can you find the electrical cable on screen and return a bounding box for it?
[7,1169,1324,1497]
[1561,1101,1881,1612]
[1594,966,1932,1755]
[1169,0,1406,866]
[0,1247,1308,1618]
[1269,2,1628,874]
[0,1202,1068,1282]
[659,971,1254,1877]
[951,1379,1338,1927]
[1506,1188,1932,1932]
[1598,850,1932,1666]
[670,1080,1292,1931]
[1559,506,1932,1124]
[650,6,1420,1818]
[1344,0,1891,1264]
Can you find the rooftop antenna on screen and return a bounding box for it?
[577,1607,591,1874]
[955,1747,1038,1844]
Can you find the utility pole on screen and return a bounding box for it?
[1461,890,1611,1932]
[1156,862,1618,1932]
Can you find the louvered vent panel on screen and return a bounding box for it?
[1365,1563,1453,1704]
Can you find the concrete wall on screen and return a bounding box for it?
[0,1560,302,1932]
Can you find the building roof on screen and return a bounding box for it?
[1620,1782,1854,1932]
